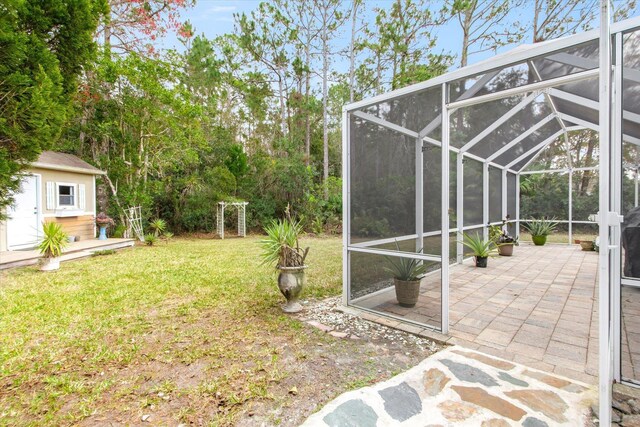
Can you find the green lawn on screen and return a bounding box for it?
[0,236,344,426]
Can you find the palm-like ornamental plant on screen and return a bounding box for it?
[460,232,498,258]
[523,218,558,246]
[260,213,309,268]
[149,218,167,237]
[384,256,428,281]
[523,218,558,237]
[38,222,68,258]
[384,242,428,281]
[261,207,310,313]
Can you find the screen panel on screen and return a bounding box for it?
[349,116,417,249]
[359,86,442,135]
[463,158,484,226]
[348,249,443,331]
[489,167,503,223]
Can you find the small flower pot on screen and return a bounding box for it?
[580,241,594,251]
[498,243,514,256]
[277,266,307,313]
[475,256,488,268]
[532,235,547,246]
[394,278,421,308]
[40,257,60,271]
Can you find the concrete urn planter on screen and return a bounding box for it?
[394,278,421,308]
[40,257,61,272]
[277,265,307,313]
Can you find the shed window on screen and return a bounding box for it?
[58,184,75,207]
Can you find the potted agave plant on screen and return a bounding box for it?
[384,242,427,308]
[38,222,68,271]
[460,232,498,268]
[523,218,558,246]
[260,208,310,313]
[489,217,519,256]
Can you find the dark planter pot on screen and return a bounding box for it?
[532,235,547,246]
[498,243,514,256]
[475,256,488,268]
[394,278,421,308]
[277,266,307,313]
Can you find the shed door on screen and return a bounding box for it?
[7,175,40,249]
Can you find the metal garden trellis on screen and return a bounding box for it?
[342,10,640,424]
[125,206,144,242]
[216,201,248,239]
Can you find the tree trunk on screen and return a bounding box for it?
[304,38,311,166]
[579,134,596,195]
[278,73,287,137]
[533,0,541,42]
[376,55,382,94]
[103,173,127,226]
[460,6,472,68]
[322,11,329,199]
[457,4,474,130]
[348,0,359,103]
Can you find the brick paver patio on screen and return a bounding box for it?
[353,244,632,384]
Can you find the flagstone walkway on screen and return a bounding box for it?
[302,346,595,427]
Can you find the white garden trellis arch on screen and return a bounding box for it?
[216,201,248,239]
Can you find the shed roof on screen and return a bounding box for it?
[32,151,105,175]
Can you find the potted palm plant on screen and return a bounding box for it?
[523,218,558,246]
[385,257,427,308]
[38,222,68,271]
[460,232,497,268]
[260,208,310,313]
[384,243,427,308]
[489,217,518,256]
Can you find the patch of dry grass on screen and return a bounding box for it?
[518,232,598,244]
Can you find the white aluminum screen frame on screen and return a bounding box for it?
[342,14,640,417]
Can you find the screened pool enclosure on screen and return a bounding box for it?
[342,13,640,422]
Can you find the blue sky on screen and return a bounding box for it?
[160,1,637,75]
[161,0,502,71]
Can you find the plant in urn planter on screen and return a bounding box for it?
[95,212,115,240]
[38,222,68,271]
[260,208,309,313]
[384,242,428,308]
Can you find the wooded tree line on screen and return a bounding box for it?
[1,0,637,233]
